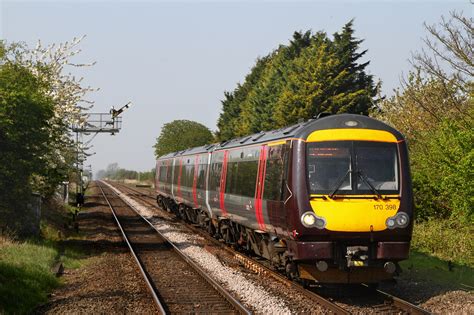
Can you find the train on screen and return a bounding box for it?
[155,114,413,284]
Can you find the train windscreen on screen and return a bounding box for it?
[307,141,399,195]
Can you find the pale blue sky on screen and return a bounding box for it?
[1,1,471,173]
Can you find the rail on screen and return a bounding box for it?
[98,181,251,315]
[97,184,166,314]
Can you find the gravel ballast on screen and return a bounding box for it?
[105,181,294,314]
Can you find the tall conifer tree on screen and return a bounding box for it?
[216,21,380,138]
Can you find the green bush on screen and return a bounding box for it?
[411,219,473,267]
[411,117,473,224]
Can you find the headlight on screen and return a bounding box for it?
[396,212,409,228]
[386,218,396,228]
[301,212,326,229]
[302,213,316,226]
[386,212,410,229]
[315,217,326,229]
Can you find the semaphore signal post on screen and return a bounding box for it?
[70,102,131,205]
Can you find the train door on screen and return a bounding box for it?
[155,160,161,193]
[208,151,225,216]
[255,145,268,231]
[165,159,172,195]
[172,157,182,203]
[262,142,290,234]
[204,152,213,217]
[224,147,260,227]
[180,155,194,206]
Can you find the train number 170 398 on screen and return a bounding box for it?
[374,204,397,211]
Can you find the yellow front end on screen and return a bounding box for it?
[310,196,399,232]
[306,128,401,232]
[296,125,410,283]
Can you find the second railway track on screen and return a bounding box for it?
[97,181,250,314]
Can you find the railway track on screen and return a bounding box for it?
[110,181,432,315]
[365,286,431,315]
[97,181,251,315]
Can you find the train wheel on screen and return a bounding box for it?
[224,228,233,244]
[207,220,216,236]
[301,279,311,289]
[285,261,298,280]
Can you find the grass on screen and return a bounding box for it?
[411,219,473,267]
[0,239,59,314]
[60,247,87,269]
[400,251,474,290]
[0,197,87,314]
[0,238,88,314]
[399,219,474,290]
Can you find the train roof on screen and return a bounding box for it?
[158,143,217,159]
[157,114,403,160]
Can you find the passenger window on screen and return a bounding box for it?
[183,163,194,188]
[225,162,239,194]
[197,164,207,189]
[236,160,259,197]
[159,165,167,182]
[173,160,180,185]
[209,152,224,192]
[166,161,172,184]
[263,144,288,201]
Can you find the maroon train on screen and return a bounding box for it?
[155,114,413,284]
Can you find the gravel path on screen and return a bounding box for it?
[35,185,157,314]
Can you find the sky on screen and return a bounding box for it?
[1,0,471,174]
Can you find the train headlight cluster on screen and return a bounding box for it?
[302,213,316,226]
[386,212,410,229]
[301,212,326,229]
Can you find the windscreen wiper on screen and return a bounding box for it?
[329,169,352,199]
[357,170,383,199]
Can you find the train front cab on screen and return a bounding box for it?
[289,127,414,284]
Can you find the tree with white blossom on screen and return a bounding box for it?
[0,36,97,234]
[4,36,98,195]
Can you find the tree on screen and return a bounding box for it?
[0,56,55,234]
[153,120,214,157]
[216,55,271,140]
[273,21,379,126]
[216,21,380,139]
[375,11,473,223]
[2,37,97,196]
[376,11,472,142]
[96,164,155,182]
[239,31,313,135]
[410,115,473,223]
[414,11,473,94]
[0,37,96,236]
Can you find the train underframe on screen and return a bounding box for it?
[157,195,407,284]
